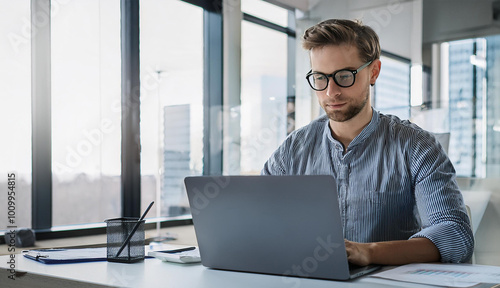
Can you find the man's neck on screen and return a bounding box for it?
[329,107,373,151]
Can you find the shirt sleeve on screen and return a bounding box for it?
[261,137,290,175]
[409,130,474,263]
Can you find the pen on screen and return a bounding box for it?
[162,247,196,254]
[115,201,154,258]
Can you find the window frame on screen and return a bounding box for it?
[1,0,296,242]
[373,50,412,119]
[13,0,223,241]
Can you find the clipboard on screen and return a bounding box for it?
[23,244,179,264]
[23,248,109,264]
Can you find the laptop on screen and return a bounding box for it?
[184,175,380,281]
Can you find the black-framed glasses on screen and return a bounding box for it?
[306,60,373,91]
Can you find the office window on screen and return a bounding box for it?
[0,0,32,230]
[485,36,500,176]
[51,0,121,225]
[373,54,411,120]
[240,20,288,175]
[446,37,497,177]
[241,0,289,27]
[0,0,222,238]
[140,0,204,218]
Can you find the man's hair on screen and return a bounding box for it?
[302,19,380,63]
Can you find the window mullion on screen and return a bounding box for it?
[121,0,141,217]
[203,5,223,176]
[31,0,52,230]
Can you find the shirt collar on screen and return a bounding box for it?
[324,108,380,150]
[349,108,380,148]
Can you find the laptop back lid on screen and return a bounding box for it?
[184,175,352,280]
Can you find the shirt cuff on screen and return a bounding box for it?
[410,221,474,263]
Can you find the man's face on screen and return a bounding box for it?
[309,44,375,123]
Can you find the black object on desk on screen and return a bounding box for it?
[5,228,36,247]
[105,201,154,263]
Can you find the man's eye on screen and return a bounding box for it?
[314,75,326,81]
[337,73,353,81]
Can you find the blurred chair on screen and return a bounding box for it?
[433,132,450,154]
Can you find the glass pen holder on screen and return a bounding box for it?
[105,217,145,263]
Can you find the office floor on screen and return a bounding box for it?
[0,225,198,256]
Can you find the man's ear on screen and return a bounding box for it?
[370,59,382,86]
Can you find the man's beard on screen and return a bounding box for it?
[325,89,369,122]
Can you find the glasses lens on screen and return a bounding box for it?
[308,73,328,90]
[334,70,355,87]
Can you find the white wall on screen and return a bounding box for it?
[348,0,416,59]
[299,0,419,61]
[423,0,500,44]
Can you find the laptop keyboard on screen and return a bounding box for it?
[348,263,363,271]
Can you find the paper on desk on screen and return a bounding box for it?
[23,248,108,264]
[371,263,500,287]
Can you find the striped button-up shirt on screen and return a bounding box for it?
[262,109,474,263]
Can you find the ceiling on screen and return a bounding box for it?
[266,0,317,11]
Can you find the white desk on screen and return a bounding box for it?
[0,253,456,288]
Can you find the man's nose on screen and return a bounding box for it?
[326,77,341,97]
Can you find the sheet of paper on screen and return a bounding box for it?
[371,263,500,287]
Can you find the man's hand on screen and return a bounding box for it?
[344,238,440,266]
[344,240,373,266]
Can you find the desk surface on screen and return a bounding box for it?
[0,253,452,288]
[1,215,497,288]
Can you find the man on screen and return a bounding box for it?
[262,19,473,266]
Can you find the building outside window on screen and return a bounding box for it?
[425,35,500,178]
[447,38,487,177]
[485,35,500,177]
